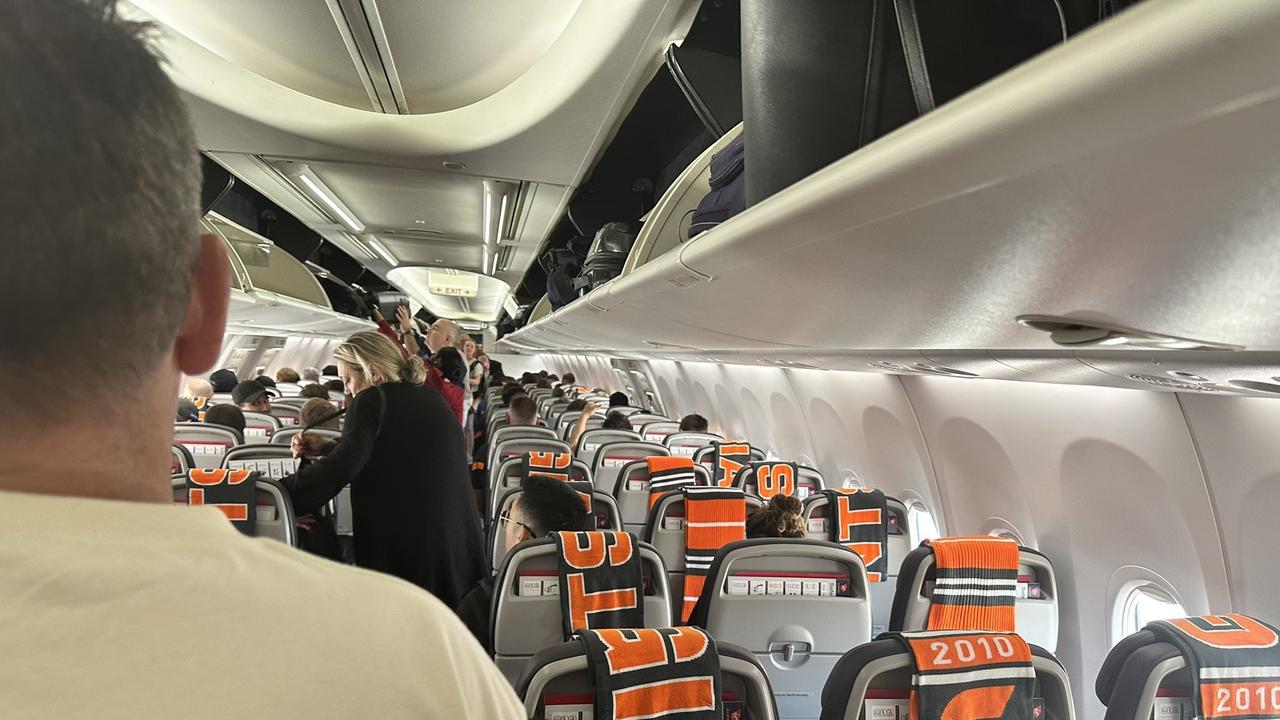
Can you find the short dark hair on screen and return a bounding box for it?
[322,365,339,376]
[608,392,630,407]
[520,476,588,536]
[561,373,576,384]
[552,387,566,399]
[679,414,709,432]
[324,379,345,392]
[1,0,199,420]
[566,399,587,412]
[507,396,538,425]
[535,378,552,390]
[501,385,528,405]
[601,411,632,431]
[202,404,245,435]
[298,384,330,400]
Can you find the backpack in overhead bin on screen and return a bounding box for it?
[687,133,746,239]
[543,235,593,310]
[573,222,636,295]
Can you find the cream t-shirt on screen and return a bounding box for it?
[0,489,525,719]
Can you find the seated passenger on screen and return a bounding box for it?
[275,367,300,384]
[745,495,805,538]
[299,398,339,429]
[0,3,520,713]
[608,391,630,408]
[567,401,601,449]
[601,410,632,431]
[557,372,576,388]
[254,374,278,393]
[301,367,321,383]
[176,397,199,423]
[535,377,552,390]
[500,383,528,406]
[455,475,588,651]
[679,413,709,433]
[231,380,271,413]
[298,383,330,400]
[184,377,213,401]
[507,395,538,427]
[565,398,587,413]
[209,368,238,394]
[323,378,345,393]
[203,404,246,436]
[322,364,339,377]
[551,387,566,400]
[470,395,538,504]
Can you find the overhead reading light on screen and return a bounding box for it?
[365,236,398,266]
[482,180,519,275]
[1016,315,1242,351]
[283,164,365,233]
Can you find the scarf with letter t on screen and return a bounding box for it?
[821,487,889,582]
[578,627,722,720]
[553,531,644,640]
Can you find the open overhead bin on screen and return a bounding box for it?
[203,213,374,339]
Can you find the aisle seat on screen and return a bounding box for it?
[173,423,242,469]
[488,486,620,574]
[613,459,713,535]
[170,473,296,547]
[590,441,668,493]
[576,428,642,469]
[487,453,591,521]
[241,411,280,444]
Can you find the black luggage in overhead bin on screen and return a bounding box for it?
[573,222,636,295]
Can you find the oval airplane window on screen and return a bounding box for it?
[906,500,940,546]
[1114,580,1186,645]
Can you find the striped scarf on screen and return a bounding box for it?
[1147,614,1280,720]
[647,456,700,509]
[681,486,746,622]
[926,536,1020,632]
[821,487,889,582]
[891,629,1035,720]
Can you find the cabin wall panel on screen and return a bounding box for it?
[902,376,1230,719]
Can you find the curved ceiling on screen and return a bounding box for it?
[129,0,582,114]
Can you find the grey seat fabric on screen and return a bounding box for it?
[575,428,642,468]
[889,542,1060,652]
[643,490,763,620]
[663,431,724,458]
[801,494,912,637]
[819,638,1074,720]
[638,420,680,444]
[241,411,280,444]
[693,443,767,473]
[608,406,645,417]
[170,444,196,475]
[267,404,301,428]
[624,413,669,432]
[487,452,589,521]
[170,475,297,547]
[487,437,572,504]
[488,486,620,575]
[612,460,713,536]
[517,637,779,720]
[222,444,299,480]
[735,463,827,500]
[274,382,302,398]
[559,414,605,442]
[490,424,558,450]
[590,441,668,493]
[491,537,672,686]
[689,539,872,720]
[270,426,342,446]
[173,423,243,468]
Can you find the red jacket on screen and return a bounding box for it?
[425,364,465,425]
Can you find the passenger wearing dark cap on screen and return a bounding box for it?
[176,398,200,423]
[232,380,271,413]
[321,364,339,377]
[608,391,630,407]
[209,368,238,394]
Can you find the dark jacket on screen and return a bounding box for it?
[284,381,486,608]
[455,575,497,653]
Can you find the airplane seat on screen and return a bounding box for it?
[267,404,301,428]
[576,428,642,469]
[241,411,280,444]
[270,426,342,446]
[820,635,1074,720]
[530,388,553,404]
[734,462,827,501]
[663,430,725,458]
[1095,614,1280,720]
[171,471,297,547]
[488,485,620,574]
[560,414,605,443]
[545,400,571,426]
[274,381,302,398]
[486,437,572,504]
[554,410,583,438]
[222,444,300,481]
[644,487,763,622]
[693,442,767,487]
[487,409,510,437]
[170,444,195,475]
[624,412,669,432]
[489,425,558,450]
[319,374,340,384]
[608,406,645,417]
[210,392,234,405]
[613,459,713,536]
[483,440,581,517]
[889,539,1060,652]
[639,420,680,444]
[517,633,779,720]
[802,494,911,636]
[172,423,243,469]
[590,441,668,493]
[491,537,672,686]
[326,389,345,404]
[689,538,872,720]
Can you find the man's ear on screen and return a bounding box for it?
[175,234,229,375]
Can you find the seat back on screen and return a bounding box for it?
[222,445,300,480]
[639,420,680,444]
[171,474,296,546]
[241,411,280,444]
[270,426,342,446]
[1095,614,1280,720]
[170,444,195,475]
[591,441,669,493]
[820,638,1073,720]
[274,381,302,398]
[889,543,1060,651]
[210,392,234,405]
[492,537,672,685]
[576,428,642,467]
[545,400,571,425]
[488,436,572,491]
[536,395,561,418]
[644,490,763,619]
[488,486,621,574]
[608,406,645,416]
[530,388,553,404]
[487,411,510,439]
[518,637,779,720]
[625,412,669,432]
[560,414,606,442]
[490,424,558,451]
[693,539,872,720]
[613,460,713,536]
[693,443,767,481]
[735,463,827,500]
[172,423,242,468]
[802,494,910,637]
[486,442,579,518]
[267,404,301,428]
[663,431,725,458]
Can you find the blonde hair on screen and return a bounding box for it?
[333,331,426,387]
